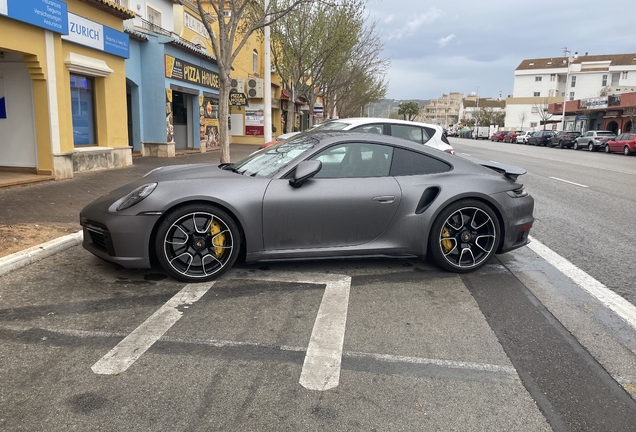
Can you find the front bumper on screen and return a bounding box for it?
[80,204,161,269]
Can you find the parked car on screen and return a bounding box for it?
[503,131,523,143]
[527,130,556,146]
[604,133,636,155]
[573,130,616,151]
[491,131,511,142]
[549,131,581,149]
[472,126,490,140]
[516,131,533,144]
[80,131,534,281]
[304,117,455,154]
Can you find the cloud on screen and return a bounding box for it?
[387,7,444,40]
[383,14,394,24]
[436,34,456,47]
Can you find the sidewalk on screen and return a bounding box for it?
[0,145,257,261]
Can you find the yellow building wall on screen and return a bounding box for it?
[0,1,131,173]
[0,18,53,171]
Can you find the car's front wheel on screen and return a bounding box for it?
[588,142,595,152]
[429,200,500,273]
[573,141,580,150]
[625,146,632,156]
[155,204,241,282]
[605,145,611,153]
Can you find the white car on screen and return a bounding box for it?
[516,131,533,144]
[306,117,455,154]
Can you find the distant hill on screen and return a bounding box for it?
[364,99,430,118]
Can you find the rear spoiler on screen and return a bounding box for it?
[476,160,526,182]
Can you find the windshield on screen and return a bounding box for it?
[232,136,318,177]
[310,121,350,131]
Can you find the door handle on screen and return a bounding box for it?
[372,195,395,203]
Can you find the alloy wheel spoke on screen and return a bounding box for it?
[458,247,476,267]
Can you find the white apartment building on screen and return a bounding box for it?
[505,53,636,130]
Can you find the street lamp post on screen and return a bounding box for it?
[560,49,577,132]
[475,86,480,128]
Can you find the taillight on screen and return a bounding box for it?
[444,149,456,155]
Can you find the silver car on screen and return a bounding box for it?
[573,130,616,151]
[80,132,534,282]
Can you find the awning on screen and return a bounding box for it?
[281,89,291,100]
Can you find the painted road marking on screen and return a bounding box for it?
[91,282,215,375]
[229,272,352,391]
[4,324,516,377]
[549,177,589,188]
[528,236,636,330]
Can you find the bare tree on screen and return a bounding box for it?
[532,98,553,130]
[196,0,317,162]
[518,111,527,130]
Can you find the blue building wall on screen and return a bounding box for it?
[126,34,219,151]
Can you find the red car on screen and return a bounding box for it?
[503,131,523,143]
[604,132,636,155]
[491,131,510,142]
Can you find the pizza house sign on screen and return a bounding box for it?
[165,54,219,90]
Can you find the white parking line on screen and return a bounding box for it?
[230,272,352,391]
[549,177,589,188]
[528,236,636,330]
[91,282,215,375]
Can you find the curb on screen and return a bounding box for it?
[0,231,84,277]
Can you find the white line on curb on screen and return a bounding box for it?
[0,231,83,277]
[91,282,215,375]
[528,236,636,330]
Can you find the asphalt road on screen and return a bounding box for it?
[2,141,636,431]
[449,136,636,304]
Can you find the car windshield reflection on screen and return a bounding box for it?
[232,136,319,177]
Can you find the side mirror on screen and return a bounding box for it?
[289,160,322,188]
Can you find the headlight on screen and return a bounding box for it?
[116,183,157,211]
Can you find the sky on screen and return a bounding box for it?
[366,0,636,101]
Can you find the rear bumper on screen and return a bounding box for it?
[492,192,535,254]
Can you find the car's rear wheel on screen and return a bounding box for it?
[429,200,500,273]
[625,146,632,156]
[155,204,241,282]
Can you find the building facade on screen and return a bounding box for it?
[0,0,134,179]
[417,92,462,127]
[505,53,636,130]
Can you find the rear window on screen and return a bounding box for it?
[597,132,614,136]
[390,148,451,176]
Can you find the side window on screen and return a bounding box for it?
[311,143,393,178]
[629,134,635,140]
[351,124,385,134]
[391,125,424,144]
[390,148,451,176]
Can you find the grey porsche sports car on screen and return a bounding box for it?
[80,131,534,282]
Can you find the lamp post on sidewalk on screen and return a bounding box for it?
[560,49,577,132]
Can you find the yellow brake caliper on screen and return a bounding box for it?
[210,220,226,258]
[441,228,453,253]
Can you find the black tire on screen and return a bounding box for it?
[573,141,580,150]
[625,146,632,156]
[558,140,564,149]
[588,142,595,152]
[428,199,500,273]
[155,204,241,282]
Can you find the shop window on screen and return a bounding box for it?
[70,74,96,146]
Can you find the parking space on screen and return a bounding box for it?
[0,245,556,431]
